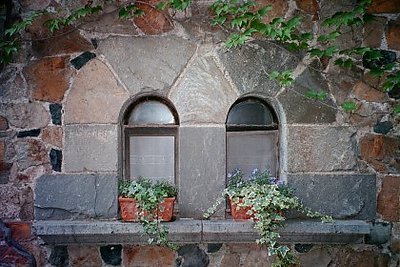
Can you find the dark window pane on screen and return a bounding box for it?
[128,101,175,125]
[227,131,278,177]
[227,100,275,126]
[129,136,175,184]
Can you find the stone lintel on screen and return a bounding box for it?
[33,219,370,245]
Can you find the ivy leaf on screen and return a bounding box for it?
[305,90,328,101]
[334,58,353,68]
[257,5,272,17]
[341,101,357,112]
[394,104,400,114]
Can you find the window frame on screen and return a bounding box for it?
[226,97,279,178]
[122,96,179,183]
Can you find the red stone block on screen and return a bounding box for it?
[0,221,32,241]
[0,244,30,267]
[253,0,288,24]
[368,0,400,14]
[360,134,400,172]
[41,126,63,148]
[123,245,176,267]
[68,246,102,266]
[386,18,400,51]
[24,57,72,103]
[134,0,174,35]
[0,116,8,131]
[295,0,319,15]
[378,175,400,221]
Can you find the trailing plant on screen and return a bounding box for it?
[204,168,332,267]
[118,178,178,249]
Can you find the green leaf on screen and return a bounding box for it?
[341,101,357,112]
[305,90,328,101]
[257,5,272,17]
[394,104,400,114]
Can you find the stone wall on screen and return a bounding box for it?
[0,0,399,266]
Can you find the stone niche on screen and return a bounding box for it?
[34,22,375,224]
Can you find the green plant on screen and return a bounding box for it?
[204,168,332,267]
[118,178,178,249]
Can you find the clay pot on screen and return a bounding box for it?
[119,197,175,222]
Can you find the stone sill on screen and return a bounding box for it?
[33,219,371,245]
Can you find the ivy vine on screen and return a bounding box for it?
[0,0,399,116]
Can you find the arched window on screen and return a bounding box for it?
[226,97,278,177]
[123,96,179,184]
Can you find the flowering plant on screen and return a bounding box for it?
[204,168,332,267]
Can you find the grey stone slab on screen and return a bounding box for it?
[33,219,370,245]
[278,68,337,123]
[65,59,129,124]
[287,173,376,220]
[98,36,196,93]
[64,125,119,172]
[216,40,299,96]
[169,55,238,124]
[34,174,118,220]
[179,126,226,218]
[287,126,357,172]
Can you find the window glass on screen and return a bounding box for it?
[129,136,175,184]
[227,131,277,177]
[227,100,275,126]
[128,101,175,125]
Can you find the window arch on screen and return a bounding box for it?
[226,97,278,177]
[122,96,179,184]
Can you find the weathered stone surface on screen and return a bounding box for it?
[254,0,288,24]
[319,0,357,20]
[298,248,331,267]
[98,36,195,94]
[287,173,376,219]
[179,126,226,218]
[123,246,175,267]
[0,185,21,219]
[49,104,62,125]
[70,51,96,70]
[387,18,400,51]
[333,247,390,267]
[295,0,319,16]
[377,175,400,221]
[177,245,209,267]
[2,103,50,130]
[134,0,174,34]
[24,56,72,103]
[287,126,357,172]
[19,0,50,10]
[220,252,240,267]
[179,18,228,44]
[348,102,387,127]
[68,246,102,267]
[100,245,122,266]
[207,243,222,253]
[31,23,93,57]
[0,116,8,130]
[368,0,400,13]
[49,246,69,267]
[0,66,27,102]
[81,9,139,35]
[15,139,49,170]
[216,41,299,96]
[0,221,32,241]
[41,126,63,148]
[35,174,118,219]
[366,222,392,245]
[364,17,386,48]
[327,63,362,104]
[278,68,337,124]
[169,55,238,124]
[352,81,387,102]
[64,124,118,172]
[65,59,128,124]
[360,134,400,173]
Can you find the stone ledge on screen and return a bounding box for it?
[33,219,370,245]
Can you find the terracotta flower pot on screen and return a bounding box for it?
[230,198,254,220]
[119,196,176,222]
